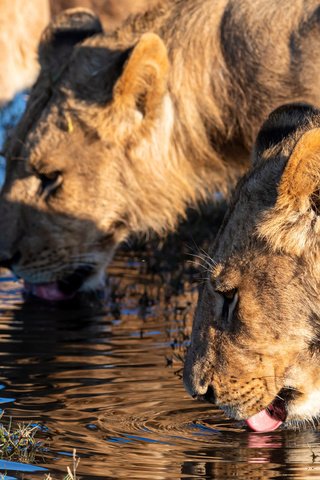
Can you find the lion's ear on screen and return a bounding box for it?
[277,128,320,213]
[253,103,318,165]
[113,33,169,119]
[39,8,103,74]
[258,127,320,255]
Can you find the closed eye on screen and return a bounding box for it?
[37,171,63,200]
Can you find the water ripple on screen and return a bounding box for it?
[0,224,320,479]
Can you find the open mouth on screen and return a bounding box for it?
[24,266,95,302]
[202,386,297,433]
[245,397,287,432]
[245,388,301,432]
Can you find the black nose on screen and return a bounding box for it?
[0,251,21,269]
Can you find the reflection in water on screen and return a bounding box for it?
[1,228,320,480]
[0,459,46,475]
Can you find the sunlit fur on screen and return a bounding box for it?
[184,104,320,428]
[2,1,320,289]
[51,0,160,30]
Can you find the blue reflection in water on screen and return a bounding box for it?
[0,92,27,190]
[0,459,47,472]
[0,384,15,405]
[0,397,15,404]
[0,156,5,189]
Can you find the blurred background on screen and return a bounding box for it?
[0,0,157,106]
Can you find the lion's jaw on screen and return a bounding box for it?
[21,256,110,302]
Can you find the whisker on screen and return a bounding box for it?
[20,260,98,276]
[187,252,216,272]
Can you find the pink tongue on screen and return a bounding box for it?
[245,408,283,432]
[24,282,74,302]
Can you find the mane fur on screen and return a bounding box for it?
[14,0,320,235]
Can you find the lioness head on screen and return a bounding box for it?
[184,103,320,431]
[0,8,172,301]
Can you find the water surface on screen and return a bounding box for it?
[1,233,320,480]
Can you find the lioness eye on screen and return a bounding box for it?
[216,289,238,326]
[37,171,63,200]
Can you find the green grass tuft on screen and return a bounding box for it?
[0,412,42,462]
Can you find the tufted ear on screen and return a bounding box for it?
[277,127,320,212]
[113,33,169,120]
[39,8,103,75]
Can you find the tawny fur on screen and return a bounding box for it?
[51,0,159,30]
[184,103,320,427]
[1,1,320,291]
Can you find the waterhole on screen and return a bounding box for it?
[0,97,320,480]
[1,231,320,479]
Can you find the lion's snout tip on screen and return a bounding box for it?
[183,355,214,402]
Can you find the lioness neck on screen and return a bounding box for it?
[95,0,320,233]
[123,93,234,236]
[103,0,246,234]
[123,94,195,235]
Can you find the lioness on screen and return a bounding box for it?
[184,103,320,431]
[1,1,320,301]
